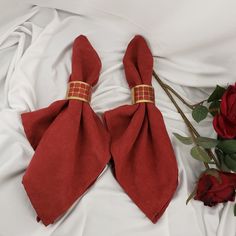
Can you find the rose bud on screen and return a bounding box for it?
[213,83,236,139]
[194,170,236,206]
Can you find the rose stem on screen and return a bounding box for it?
[163,81,221,169]
[152,70,220,169]
[163,84,206,110]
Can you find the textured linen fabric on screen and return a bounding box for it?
[104,35,178,223]
[0,1,236,235]
[21,35,110,226]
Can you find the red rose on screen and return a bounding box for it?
[194,171,236,206]
[213,83,236,139]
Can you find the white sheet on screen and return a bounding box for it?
[0,1,236,235]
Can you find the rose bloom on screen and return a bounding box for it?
[213,83,236,139]
[194,171,236,206]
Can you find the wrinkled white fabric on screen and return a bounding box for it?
[0,1,235,235]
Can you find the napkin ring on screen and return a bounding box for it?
[131,84,155,104]
[67,81,92,103]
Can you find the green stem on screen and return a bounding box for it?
[152,71,220,169]
[159,76,221,169]
[206,150,221,169]
[163,84,206,110]
[153,71,221,169]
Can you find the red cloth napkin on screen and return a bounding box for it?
[21,35,110,226]
[103,35,178,223]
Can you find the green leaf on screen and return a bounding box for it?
[192,105,208,123]
[209,100,221,116]
[173,133,193,145]
[195,137,219,149]
[224,154,236,172]
[217,140,236,154]
[234,204,236,217]
[207,85,226,102]
[215,149,230,172]
[190,146,212,163]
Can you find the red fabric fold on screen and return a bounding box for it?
[21,35,110,226]
[103,35,178,223]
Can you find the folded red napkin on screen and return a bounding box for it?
[103,35,178,223]
[21,35,110,226]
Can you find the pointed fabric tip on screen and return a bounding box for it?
[104,35,178,224]
[123,35,153,88]
[21,35,110,226]
[70,35,101,83]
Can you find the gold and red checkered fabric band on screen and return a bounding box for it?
[66,81,92,103]
[131,84,155,104]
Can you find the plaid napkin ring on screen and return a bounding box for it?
[67,81,92,103]
[131,84,155,104]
